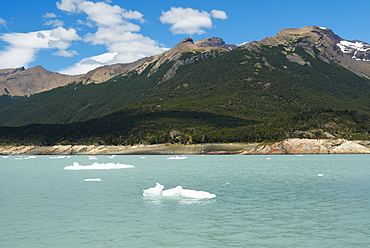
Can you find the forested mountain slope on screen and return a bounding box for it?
[0,26,369,145]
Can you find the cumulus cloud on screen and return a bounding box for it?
[55,0,166,75]
[56,0,84,13]
[160,7,227,35]
[0,27,81,69]
[211,10,228,20]
[0,0,166,73]
[57,0,144,24]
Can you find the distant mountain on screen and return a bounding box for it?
[0,26,369,145]
[0,37,237,97]
[0,66,80,96]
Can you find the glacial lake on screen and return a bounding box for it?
[1,154,369,247]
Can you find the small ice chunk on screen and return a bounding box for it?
[84,178,101,181]
[64,162,134,170]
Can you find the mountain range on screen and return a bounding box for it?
[0,26,369,146]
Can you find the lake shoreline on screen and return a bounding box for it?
[1,139,370,155]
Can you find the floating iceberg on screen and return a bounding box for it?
[50,156,70,159]
[64,162,134,170]
[84,178,102,181]
[25,156,37,159]
[143,183,216,199]
[167,155,187,160]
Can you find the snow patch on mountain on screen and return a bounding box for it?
[337,40,370,61]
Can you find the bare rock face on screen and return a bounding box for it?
[246,139,328,154]
[77,58,147,84]
[0,67,25,77]
[195,37,237,50]
[280,139,329,154]
[331,141,370,154]
[0,66,79,96]
[245,138,370,154]
[0,139,369,155]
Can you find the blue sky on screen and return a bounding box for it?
[0,0,369,75]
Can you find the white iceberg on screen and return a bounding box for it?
[143,183,216,199]
[64,162,134,170]
[50,156,70,159]
[25,156,37,159]
[167,155,187,160]
[84,178,102,181]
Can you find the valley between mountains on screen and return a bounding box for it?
[0,26,369,149]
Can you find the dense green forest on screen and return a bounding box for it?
[0,42,369,146]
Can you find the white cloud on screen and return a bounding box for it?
[56,0,166,74]
[0,18,7,27]
[211,10,228,20]
[83,24,143,46]
[59,34,168,75]
[0,27,81,69]
[43,12,64,27]
[56,0,84,13]
[0,0,167,74]
[48,27,81,50]
[160,7,227,35]
[0,31,51,68]
[43,12,58,18]
[122,10,144,22]
[51,26,81,41]
[57,0,144,25]
[44,19,65,27]
[59,52,118,75]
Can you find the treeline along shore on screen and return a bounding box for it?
[1,139,370,155]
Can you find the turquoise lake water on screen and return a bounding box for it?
[1,154,369,247]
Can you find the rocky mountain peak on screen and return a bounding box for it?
[278,26,338,39]
[195,37,237,50]
[252,26,341,49]
[242,25,370,79]
[180,37,194,44]
[0,67,25,77]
